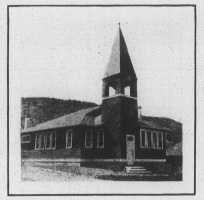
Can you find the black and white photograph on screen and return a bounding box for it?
[4,3,199,196]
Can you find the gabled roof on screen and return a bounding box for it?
[21,106,100,133]
[104,26,136,79]
[138,118,171,131]
[139,116,182,133]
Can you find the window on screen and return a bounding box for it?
[35,133,45,150]
[140,130,146,148]
[127,136,133,141]
[157,132,163,149]
[152,132,157,149]
[45,132,56,149]
[140,129,163,149]
[125,86,130,96]
[21,134,31,143]
[109,87,116,96]
[66,129,73,148]
[35,132,56,150]
[147,131,152,148]
[97,130,104,148]
[85,129,93,148]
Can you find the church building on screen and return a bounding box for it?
[21,26,170,168]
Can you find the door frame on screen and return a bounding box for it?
[126,135,135,160]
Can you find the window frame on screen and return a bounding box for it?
[140,129,164,150]
[151,131,157,149]
[97,129,104,149]
[85,129,93,148]
[35,133,45,150]
[146,130,152,148]
[140,129,146,148]
[66,129,73,149]
[45,131,56,150]
[21,134,31,143]
[157,132,163,149]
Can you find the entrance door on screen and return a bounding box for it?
[126,135,135,164]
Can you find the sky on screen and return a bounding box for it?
[9,6,195,123]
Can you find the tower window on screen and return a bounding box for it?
[109,87,116,96]
[125,86,130,96]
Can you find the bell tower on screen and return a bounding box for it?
[101,25,138,158]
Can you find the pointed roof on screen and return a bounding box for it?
[104,26,136,79]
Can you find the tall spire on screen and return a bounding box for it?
[104,25,136,79]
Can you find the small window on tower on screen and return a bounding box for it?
[109,87,115,96]
[125,86,130,96]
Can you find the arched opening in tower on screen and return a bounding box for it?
[109,86,116,96]
[125,86,130,96]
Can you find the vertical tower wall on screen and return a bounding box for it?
[101,26,138,159]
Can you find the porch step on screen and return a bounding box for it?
[125,166,152,174]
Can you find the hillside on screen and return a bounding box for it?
[21,97,98,129]
[142,116,182,133]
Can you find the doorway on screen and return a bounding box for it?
[126,135,135,164]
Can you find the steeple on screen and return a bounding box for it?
[102,25,137,98]
[104,25,136,79]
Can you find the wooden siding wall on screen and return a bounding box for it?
[21,127,110,159]
[21,149,81,159]
[21,125,166,160]
[120,126,166,159]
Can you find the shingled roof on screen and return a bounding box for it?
[139,116,182,133]
[138,118,171,131]
[21,106,100,133]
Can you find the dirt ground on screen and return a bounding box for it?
[21,161,180,182]
[21,162,123,181]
